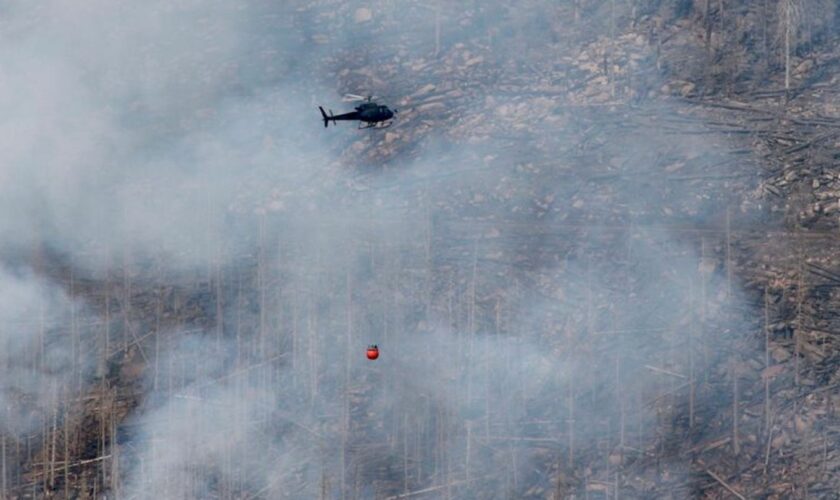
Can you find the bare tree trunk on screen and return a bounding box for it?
[105,283,111,371]
[235,269,244,372]
[1,435,6,497]
[216,246,224,348]
[35,245,46,373]
[292,286,299,388]
[764,287,771,434]
[795,241,803,386]
[154,264,162,392]
[123,246,131,353]
[614,470,620,500]
[732,359,740,455]
[320,456,330,500]
[341,269,353,500]
[64,398,70,499]
[403,413,409,494]
[434,3,441,58]
[70,268,80,391]
[465,420,473,483]
[704,0,712,51]
[726,208,732,298]
[311,239,322,405]
[609,0,616,95]
[467,243,477,406]
[762,0,770,68]
[701,238,709,384]
[258,214,267,355]
[617,353,625,452]
[99,390,108,495]
[784,0,792,92]
[568,369,576,470]
[110,408,119,497]
[49,396,57,491]
[689,277,696,430]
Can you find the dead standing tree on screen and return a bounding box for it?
[777,0,801,96]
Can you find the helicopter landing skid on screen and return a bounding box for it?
[358,120,393,130]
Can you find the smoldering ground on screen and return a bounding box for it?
[0,1,781,498]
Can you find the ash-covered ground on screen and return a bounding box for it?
[1,1,839,499]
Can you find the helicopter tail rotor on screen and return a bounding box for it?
[318,106,335,128]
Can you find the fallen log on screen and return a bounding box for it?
[705,469,747,500]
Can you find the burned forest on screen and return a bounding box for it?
[1,1,840,498]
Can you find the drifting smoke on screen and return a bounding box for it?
[0,0,791,498]
[0,0,339,271]
[0,265,94,437]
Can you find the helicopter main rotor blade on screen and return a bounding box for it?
[343,93,382,102]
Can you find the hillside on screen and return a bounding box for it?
[1,1,839,499]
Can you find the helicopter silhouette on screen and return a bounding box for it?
[319,94,398,129]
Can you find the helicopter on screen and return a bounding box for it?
[319,94,398,129]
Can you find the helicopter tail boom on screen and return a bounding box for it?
[319,107,362,128]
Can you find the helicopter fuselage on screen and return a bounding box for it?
[319,102,395,128]
[355,103,394,123]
